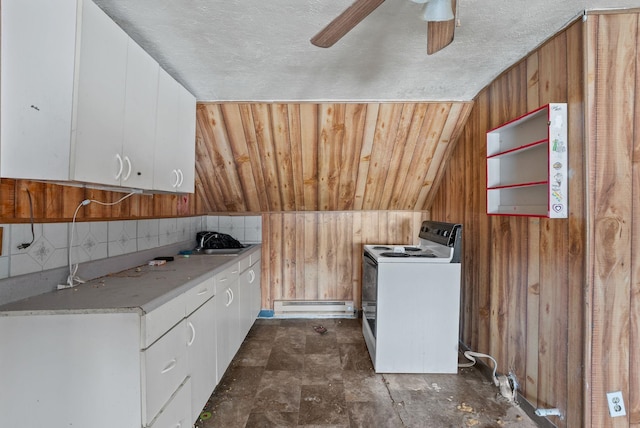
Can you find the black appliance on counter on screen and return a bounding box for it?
[196,231,244,250]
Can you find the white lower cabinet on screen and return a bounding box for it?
[148,378,191,428]
[0,247,261,428]
[214,263,241,382]
[142,319,189,425]
[187,297,217,422]
[239,256,262,338]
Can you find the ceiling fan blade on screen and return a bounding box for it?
[311,0,386,48]
[426,0,455,54]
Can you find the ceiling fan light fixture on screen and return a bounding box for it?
[422,0,454,22]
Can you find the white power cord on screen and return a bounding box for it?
[459,351,517,403]
[58,192,136,290]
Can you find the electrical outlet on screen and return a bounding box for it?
[606,391,626,417]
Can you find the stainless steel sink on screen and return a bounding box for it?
[191,244,256,256]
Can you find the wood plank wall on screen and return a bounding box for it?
[194,102,472,212]
[260,211,428,311]
[194,102,472,312]
[433,12,640,427]
[585,12,640,428]
[0,179,198,223]
[429,20,586,427]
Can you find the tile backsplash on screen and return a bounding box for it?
[0,215,261,280]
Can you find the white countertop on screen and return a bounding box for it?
[0,245,260,316]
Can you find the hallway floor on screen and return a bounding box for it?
[195,318,539,428]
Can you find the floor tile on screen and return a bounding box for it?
[252,370,303,413]
[298,383,349,426]
[197,318,540,428]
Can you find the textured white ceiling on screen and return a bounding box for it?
[93,0,640,102]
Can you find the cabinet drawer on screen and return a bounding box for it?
[142,293,187,348]
[147,377,191,428]
[142,320,188,425]
[250,250,261,266]
[238,255,251,273]
[184,277,214,315]
[215,263,239,288]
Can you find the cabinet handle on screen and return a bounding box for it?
[177,169,184,187]
[219,277,227,283]
[197,288,209,296]
[187,321,196,347]
[248,270,255,283]
[122,156,132,181]
[161,359,177,374]
[115,153,124,180]
[229,288,235,304]
[171,169,180,188]
[225,288,232,307]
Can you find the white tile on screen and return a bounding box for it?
[177,217,190,242]
[206,216,219,231]
[42,223,68,249]
[137,235,159,251]
[43,248,68,270]
[159,218,178,246]
[10,253,42,277]
[244,227,262,243]
[27,237,55,266]
[0,256,9,279]
[10,223,43,255]
[108,220,137,256]
[218,216,233,230]
[231,216,245,229]
[244,216,262,228]
[137,219,159,240]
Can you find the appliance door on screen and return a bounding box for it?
[362,252,378,338]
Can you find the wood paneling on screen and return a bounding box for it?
[0,179,197,223]
[586,12,640,427]
[429,20,585,428]
[432,12,640,428]
[260,211,428,310]
[194,102,472,213]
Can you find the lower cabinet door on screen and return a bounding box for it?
[142,319,188,425]
[148,378,192,428]
[187,297,217,423]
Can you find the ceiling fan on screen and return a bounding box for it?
[310,0,456,54]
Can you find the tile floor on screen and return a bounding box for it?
[195,318,539,428]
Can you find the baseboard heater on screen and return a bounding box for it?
[273,300,355,318]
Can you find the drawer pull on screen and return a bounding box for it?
[161,359,177,374]
[187,321,196,346]
[115,153,124,180]
[219,277,227,283]
[197,288,209,296]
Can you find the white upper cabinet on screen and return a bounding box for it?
[0,0,195,193]
[120,41,160,189]
[0,0,79,180]
[72,0,129,186]
[153,69,196,193]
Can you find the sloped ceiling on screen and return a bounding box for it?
[93,0,640,102]
[195,102,472,212]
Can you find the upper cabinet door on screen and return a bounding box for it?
[0,0,78,180]
[154,69,196,193]
[121,40,159,190]
[72,0,128,186]
[177,86,196,193]
[154,69,181,192]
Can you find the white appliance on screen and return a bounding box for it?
[362,221,462,373]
